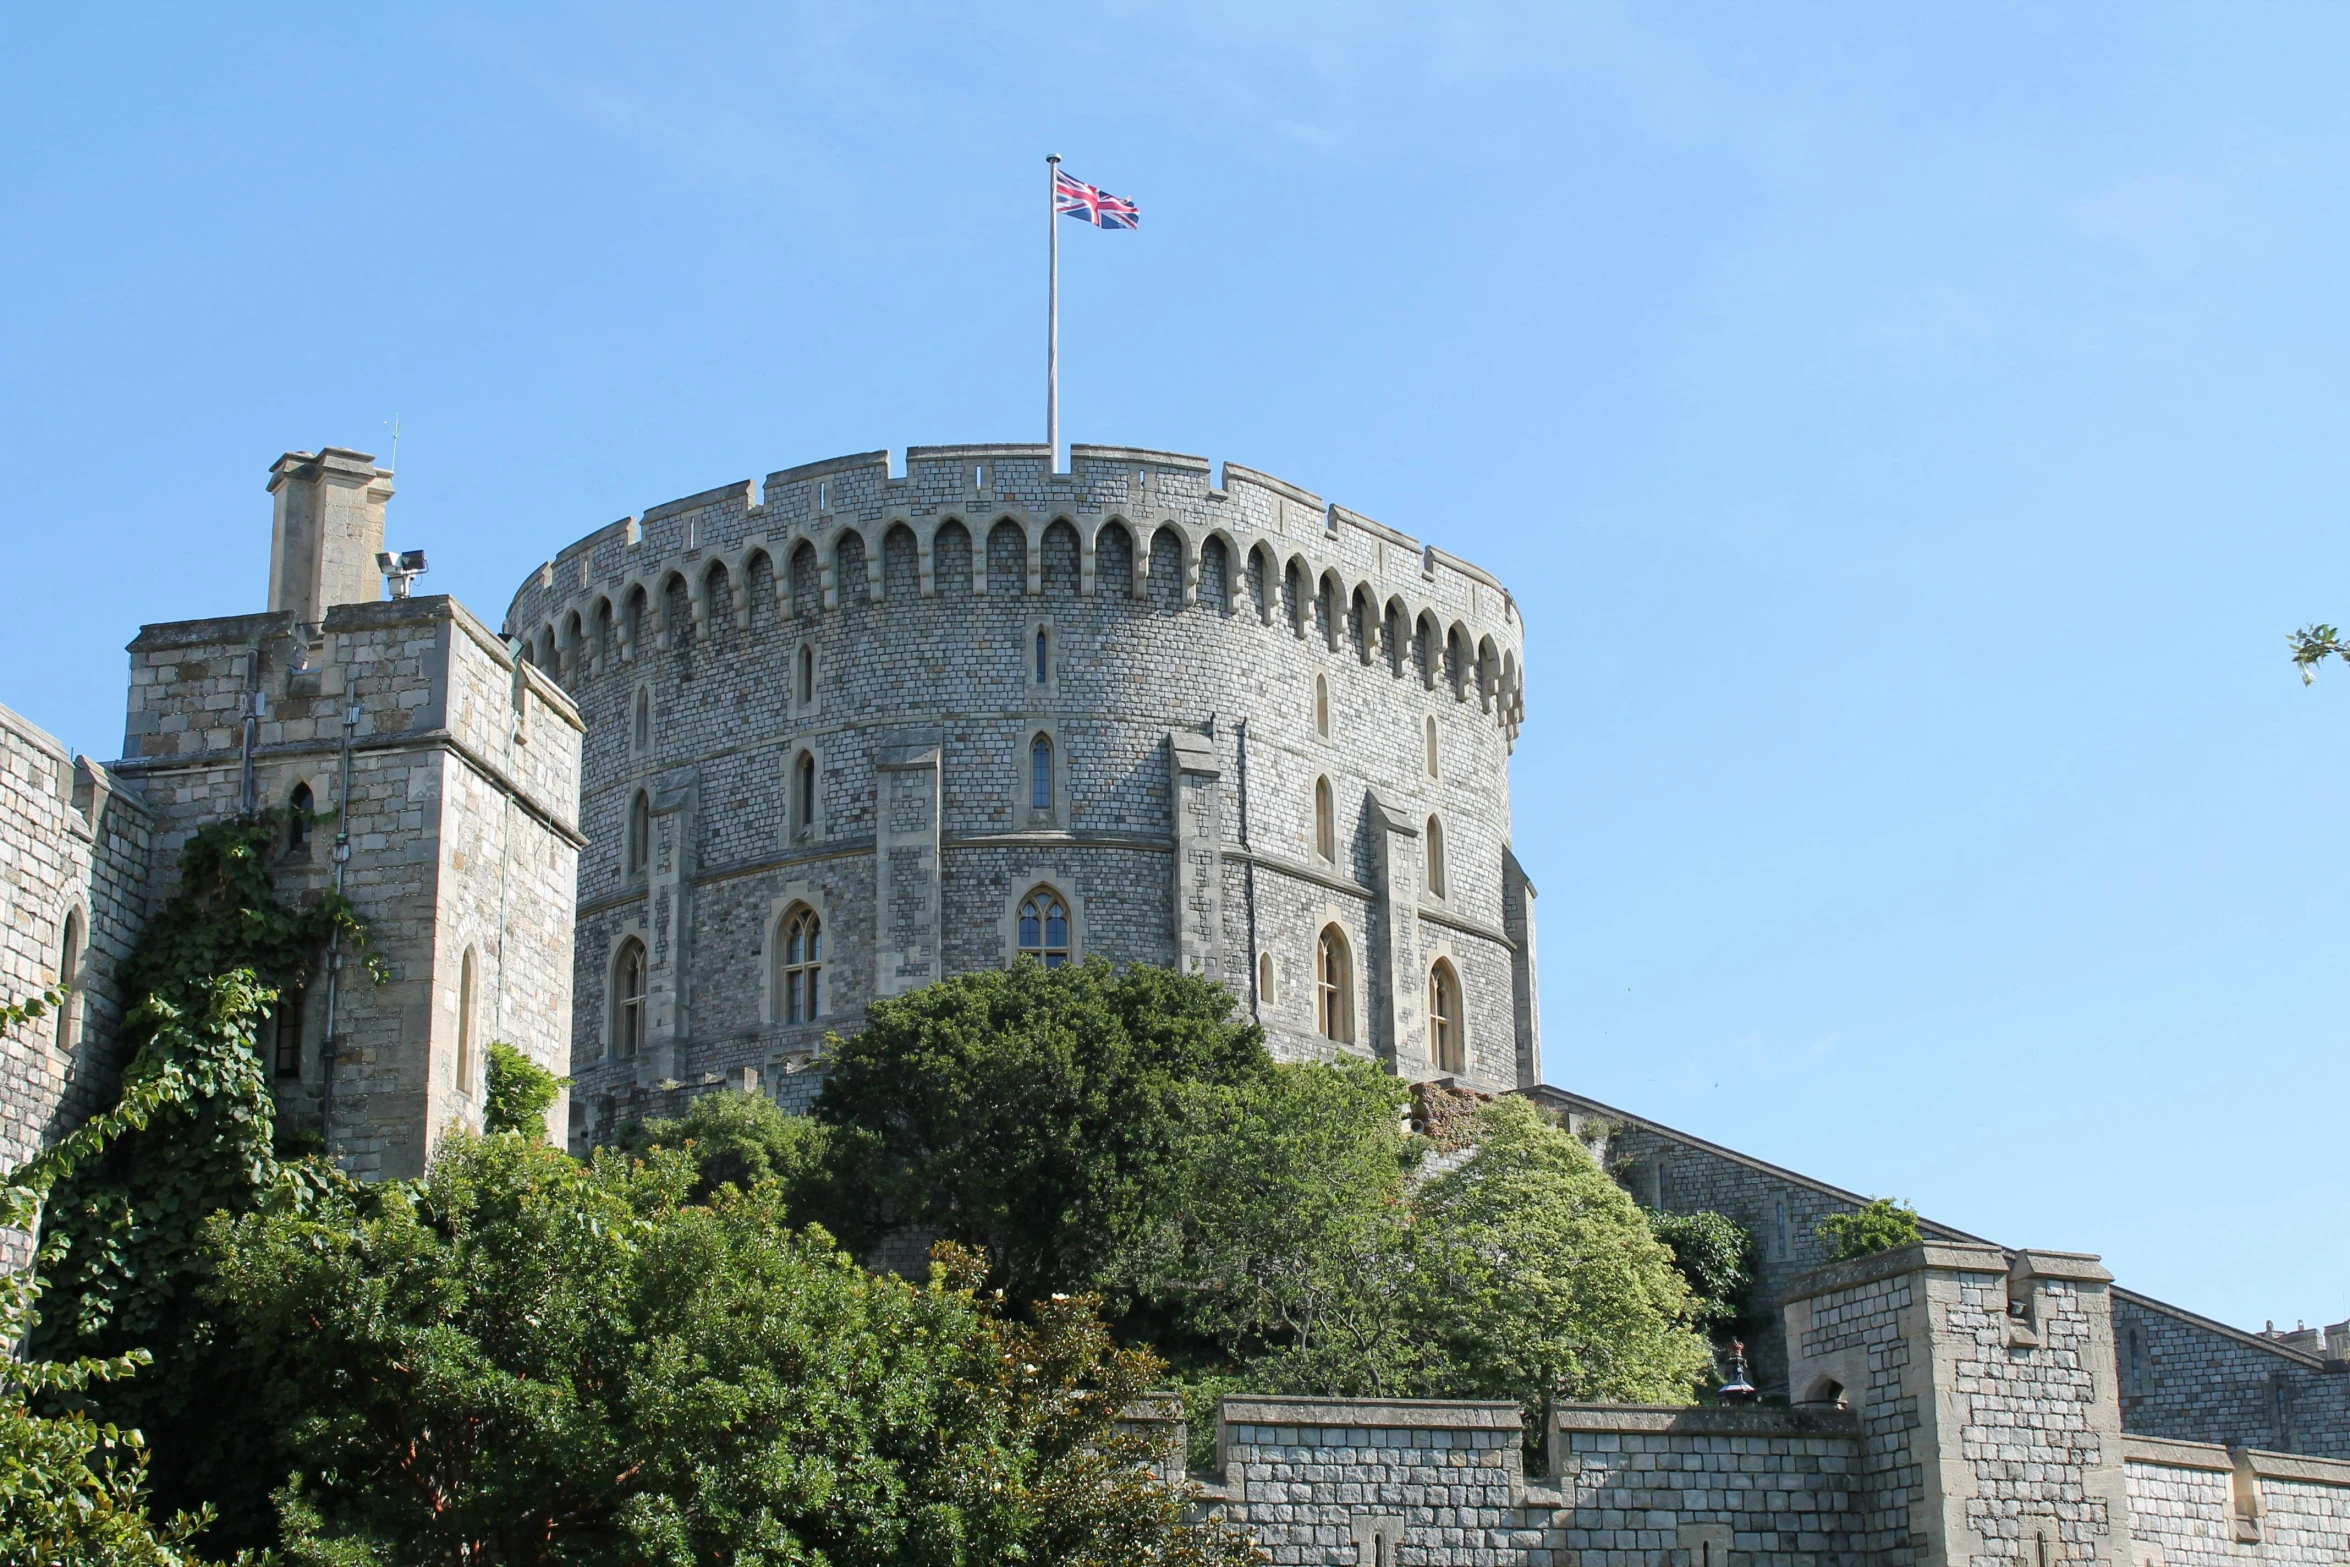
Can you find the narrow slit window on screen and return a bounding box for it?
[634,689,650,749]
[1258,951,1276,1004]
[1315,778,1336,862]
[1034,627,1049,683]
[1030,735,1054,812]
[794,753,817,835]
[287,781,313,852]
[456,948,477,1095]
[1314,673,1331,738]
[55,911,81,1055]
[273,987,304,1080]
[627,791,650,873]
[796,646,815,706]
[1425,816,1446,897]
[1424,715,1439,779]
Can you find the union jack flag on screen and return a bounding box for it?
[1054,167,1140,229]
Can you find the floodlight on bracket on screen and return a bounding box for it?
[377,549,429,600]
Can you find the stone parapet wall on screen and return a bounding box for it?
[1550,1404,1862,1566]
[2124,1435,2350,1566]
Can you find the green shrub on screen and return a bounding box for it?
[1816,1197,1923,1263]
[481,1042,566,1138]
[1646,1210,1756,1332]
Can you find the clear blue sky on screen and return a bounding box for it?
[5,6,2346,1332]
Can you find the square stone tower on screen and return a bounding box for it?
[112,449,584,1178]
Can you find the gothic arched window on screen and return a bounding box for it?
[613,939,646,1059]
[1018,887,1072,968]
[1258,951,1276,1005]
[1316,925,1353,1044]
[1425,815,1446,898]
[1429,959,1463,1075]
[776,905,822,1023]
[1030,735,1054,813]
[627,790,650,874]
[1314,777,1336,863]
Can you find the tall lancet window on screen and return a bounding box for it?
[1031,735,1054,812]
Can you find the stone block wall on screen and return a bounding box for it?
[2115,1293,2350,1460]
[1549,1404,1862,1565]
[2124,1435,2350,1566]
[1197,1395,1537,1565]
[0,702,151,1264]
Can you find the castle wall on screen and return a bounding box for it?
[2114,1294,2350,1460]
[116,595,582,1177]
[0,703,151,1261]
[504,444,1532,1137]
[2124,1437,2350,1566]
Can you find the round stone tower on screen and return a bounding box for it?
[502,443,1534,1146]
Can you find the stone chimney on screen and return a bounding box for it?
[266,448,395,631]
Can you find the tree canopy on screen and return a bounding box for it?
[204,1132,1255,1567]
[811,958,1270,1309]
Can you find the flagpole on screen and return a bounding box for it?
[1046,154,1061,472]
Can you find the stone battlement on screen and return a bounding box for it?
[502,444,1525,746]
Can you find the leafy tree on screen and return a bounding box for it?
[618,1089,830,1207]
[1815,1197,1923,1263]
[2289,623,2349,683]
[1645,1210,1756,1334]
[1120,1061,1424,1398]
[0,985,226,1565]
[1412,1097,1714,1434]
[34,817,377,1548]
[204,1131,1257,1566]
[482,1043,567,1139]
[813,959,1270,1308]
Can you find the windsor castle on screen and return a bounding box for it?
[4,441,2347,1563]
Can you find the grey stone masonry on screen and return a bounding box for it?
[2113,1293,2350,1461]
[0,702,152,1266]
[1783,1242,2133,1567]
[1549,1404,1863,1566]
[114,591,584,1178]
[2123,1435,2350,1566]
[1197,1395,1539,1565]
[504,442,1535,1137]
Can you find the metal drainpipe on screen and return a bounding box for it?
[319,697,358,1152]
[1237,718,1260,1020]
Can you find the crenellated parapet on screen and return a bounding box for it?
[502,444,1528,745]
